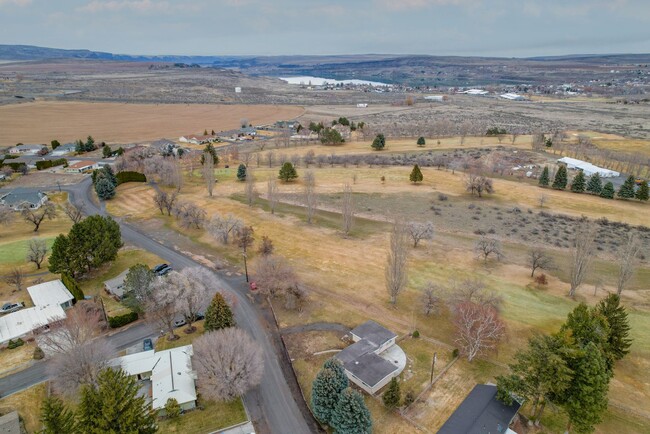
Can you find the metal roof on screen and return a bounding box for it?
[0,304,66,344]
[27,280,74,308]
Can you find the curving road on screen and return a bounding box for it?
[1,179,314,434]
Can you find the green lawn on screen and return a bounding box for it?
[157,397,247,434]
[0,238,56,264]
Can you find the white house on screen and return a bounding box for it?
[335,320,406,395]
[8,144,46,155]
[110,345,198,412]
[0,304,66,346]
[65,161,98,173]
[27,280,75,310]
[557,157,620,178]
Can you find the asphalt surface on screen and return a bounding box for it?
[0,179,314,434]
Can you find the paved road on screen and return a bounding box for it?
[64,178,313,434]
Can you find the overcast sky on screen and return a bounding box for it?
[1,0,649,57]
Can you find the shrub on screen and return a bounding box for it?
[116,171,146,185]
[164,398,181,419]
[108,311,138,328]
[61,273,84,302]
[7,338,25,349]
[412,330,420,338]
[452,348,459,358]
[534,273,548,286]
[403,390,415,407]
[438,193,448,201]
[33,346,45,360]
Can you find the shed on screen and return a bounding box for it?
[104,270,129,299]
[27,280,74,309]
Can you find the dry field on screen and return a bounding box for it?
[0,101,304,147]
[108,160,650,433]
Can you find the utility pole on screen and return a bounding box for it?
[243,252,249,282]
[430,352,437,383]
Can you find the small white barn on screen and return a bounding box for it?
[27,280,75,310]
[557,157,620,178]
[111,345,198,412]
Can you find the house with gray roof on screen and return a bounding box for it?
[335,320,406,395]
[51,142,77,156]
[437,384,522,434]
[0,189,48,211]
[8,144,47,155]
[104,269,129,299]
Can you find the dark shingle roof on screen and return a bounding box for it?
[343,352,399,387]
[437,384,521,434]
[350,320,397,347]
[0,189,46,206]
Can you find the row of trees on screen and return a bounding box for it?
[540,165,649,201]
[497,294,631,433]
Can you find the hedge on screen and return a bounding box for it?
[108,311,139,328]
[61,272,84,302]
[1,162,26,171]
[36,158,67,170]
[116,171,147,185]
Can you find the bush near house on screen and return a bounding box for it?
[35,159,67,170]
[116,171,147,185]
[108,311,139,328]
[61,273,84,302]
[7,338,25,349]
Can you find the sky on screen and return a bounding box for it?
[0,0,649,57]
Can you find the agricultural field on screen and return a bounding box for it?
[105,131,650,433]
[0,101,304,148]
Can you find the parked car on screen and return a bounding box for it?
[1,302,24,314]
[143,338,153,351]
[173,317,186,328]
[153,263,172,276]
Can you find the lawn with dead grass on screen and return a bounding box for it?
[0,383,47,433]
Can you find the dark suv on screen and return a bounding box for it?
[152,263,172,276]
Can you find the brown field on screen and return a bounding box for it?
[0,101,304,147]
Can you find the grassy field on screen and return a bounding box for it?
[0,101,304,147]
[105,145,650,432]
[0,383,47,433]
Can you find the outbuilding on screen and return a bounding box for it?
[27,280,74,310]
[104,270,129,300]
[557,157,620,177]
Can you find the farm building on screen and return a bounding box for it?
[500,93,526,101]
[438,384,522,434]
[557,157,620,177]
[335,320,406,395]
[110,344,198,413]
[459,89,489,95]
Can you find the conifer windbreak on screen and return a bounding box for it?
[538,166,550,186]
[586,173,602,194]
[617,175,636,199]
[409,164,423,183]
[552,165,568,189]
[570,170,586,193]
[600,182,615,199]
[204,292,235,332]
[330,388,372,434]
[636,180,649,201]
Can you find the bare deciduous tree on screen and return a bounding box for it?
[421,282,443,316]
[465,173,494,197]
[5,267,25,292]
[341,183,354,237]
[153,191,167,215]
[42,302,114,396]
[303,170,316,224]
[568,224,596,297]
[203,151,215,197]
[386,221,409,305]
[63,202,84,224]
[266,151,275,168]
[303,150,315,167]
[26,238,48,269]
[193,328,264,401]
[174,268,212,332]
[616,233,641,295]
[22,202,56,232]
[453,301,505,362]
[174,202,206,229]
[538,194,548,208]
[253,254,299,299]
[405,221,434,248]
[0,207,14,225]
[245,168,256,206]
[146,276,180,341]
[209,214,243,244]
[267,178,278,215]
[450,278,502,311]
[474,237,503,262]
[528,248,555,278]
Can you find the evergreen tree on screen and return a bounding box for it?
[382,377,401,409]
[77,368,157,434]
[562,343,609,434]
[237,163,247,181]
[95,177,116,200]
[102,145,113,158]
[164,398,181,419]
[586,173,602,195]
[204,292,235,332]
[600,182,615,199]
[371,134,386,151]
[330,388,372,434]
[636,180,649,201]
[552,165,568,190]
[311,368,347,425]
[538,166,550,187]
[51,140,61,150]
[595,294,632,362]
[323,358,349,391]
[561,303,613,375]
[40,395,77,434]
[417,136,426,147]
[617,175,636,199]
[201,143,218,165]
[496,333,573,423]
[570,171,586,193]
[409,164,423,184]
[278,162,298,182]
